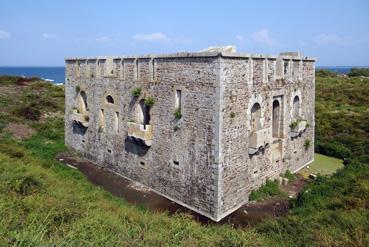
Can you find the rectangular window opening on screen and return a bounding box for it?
[173,160,179,166]
[140,161,145,166]
[175,90,182,109]
[115,112,119,133]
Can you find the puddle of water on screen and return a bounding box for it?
[57,155,304,228]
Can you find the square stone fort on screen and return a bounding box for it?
[65,49,315,221]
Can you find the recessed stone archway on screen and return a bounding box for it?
[272,99,280,138]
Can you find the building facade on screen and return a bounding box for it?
[65,51,315,221]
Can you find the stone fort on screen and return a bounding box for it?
[65,48,315,221]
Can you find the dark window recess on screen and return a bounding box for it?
[82,139,85,143]
[107,149,112,153]
[106,95,114,104]
[173,160,179,166]
[140,161,145,166]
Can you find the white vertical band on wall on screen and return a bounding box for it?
[263,58,267,83]
[249,58,253,84]
[121,59,125,80]
[135,58,139,81]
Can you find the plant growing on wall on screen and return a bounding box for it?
[289,119,301,129]
[84,115,89,122]
[75,85,81,93]
[173,107,182,119]
[144,97,155,108]
[304,139,311,150]
[131,87,142,97]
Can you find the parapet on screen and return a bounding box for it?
[65,50,315,84]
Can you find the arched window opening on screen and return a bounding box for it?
[272,100,281,138]
[139,100,150,126]
[293,96,300,120]
[106,95,114,104]
[79,91,88,113]
[251,103,261,132]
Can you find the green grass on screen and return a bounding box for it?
[299,153,344,178]
[315,74,369,163]
[0,76,368,246]
[249,180,286,201]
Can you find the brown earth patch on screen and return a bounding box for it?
[4,123,35,140]
[57,154,309,228]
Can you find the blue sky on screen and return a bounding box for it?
[0,0,368,66]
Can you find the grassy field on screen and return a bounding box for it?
[299,153,343,178]
[0,75,368,246]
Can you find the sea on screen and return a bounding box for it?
[0,66,368,84]
[0,67,65,84]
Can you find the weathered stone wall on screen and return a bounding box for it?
[219,55,315,216]
[65,55,220,220]
[65,52,315,221]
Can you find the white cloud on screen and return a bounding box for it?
[235,34,244,41]
[313,33,351,46]
[251,28,278,46]
[42,33,57,40]
[96,36,110,43]
[0,30,10,40]
[133,32,170,42]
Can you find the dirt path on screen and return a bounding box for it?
[57,154,307,227]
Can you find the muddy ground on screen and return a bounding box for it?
[57,154,307,228]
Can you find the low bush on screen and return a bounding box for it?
[283,170,295,182]
[249,180,286,201]
[347,67,369,77]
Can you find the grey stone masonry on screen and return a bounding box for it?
[65,51,315,221]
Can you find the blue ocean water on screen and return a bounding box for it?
[316,66,369,74]
[0,67,65,83]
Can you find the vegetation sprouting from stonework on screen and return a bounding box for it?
[75,85,81,93]
[0,75,368,246]
[304,139,311,150]
[173,107,182,119]
[131,87,142,97]
[144,96,155,107]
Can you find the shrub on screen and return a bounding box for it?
[249,180,286,201]
[131,87,142,97]
[315,141,352,159]
[14,104,41,121]
[84,115,89,122]
[144,97,155,108]
[75,85,81,93]
[173,107,182,119]
[347,68,369,77]
[9,175,41,195]
[315,69,338,78]
[283,170,296,182]
[230,112,235,118]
